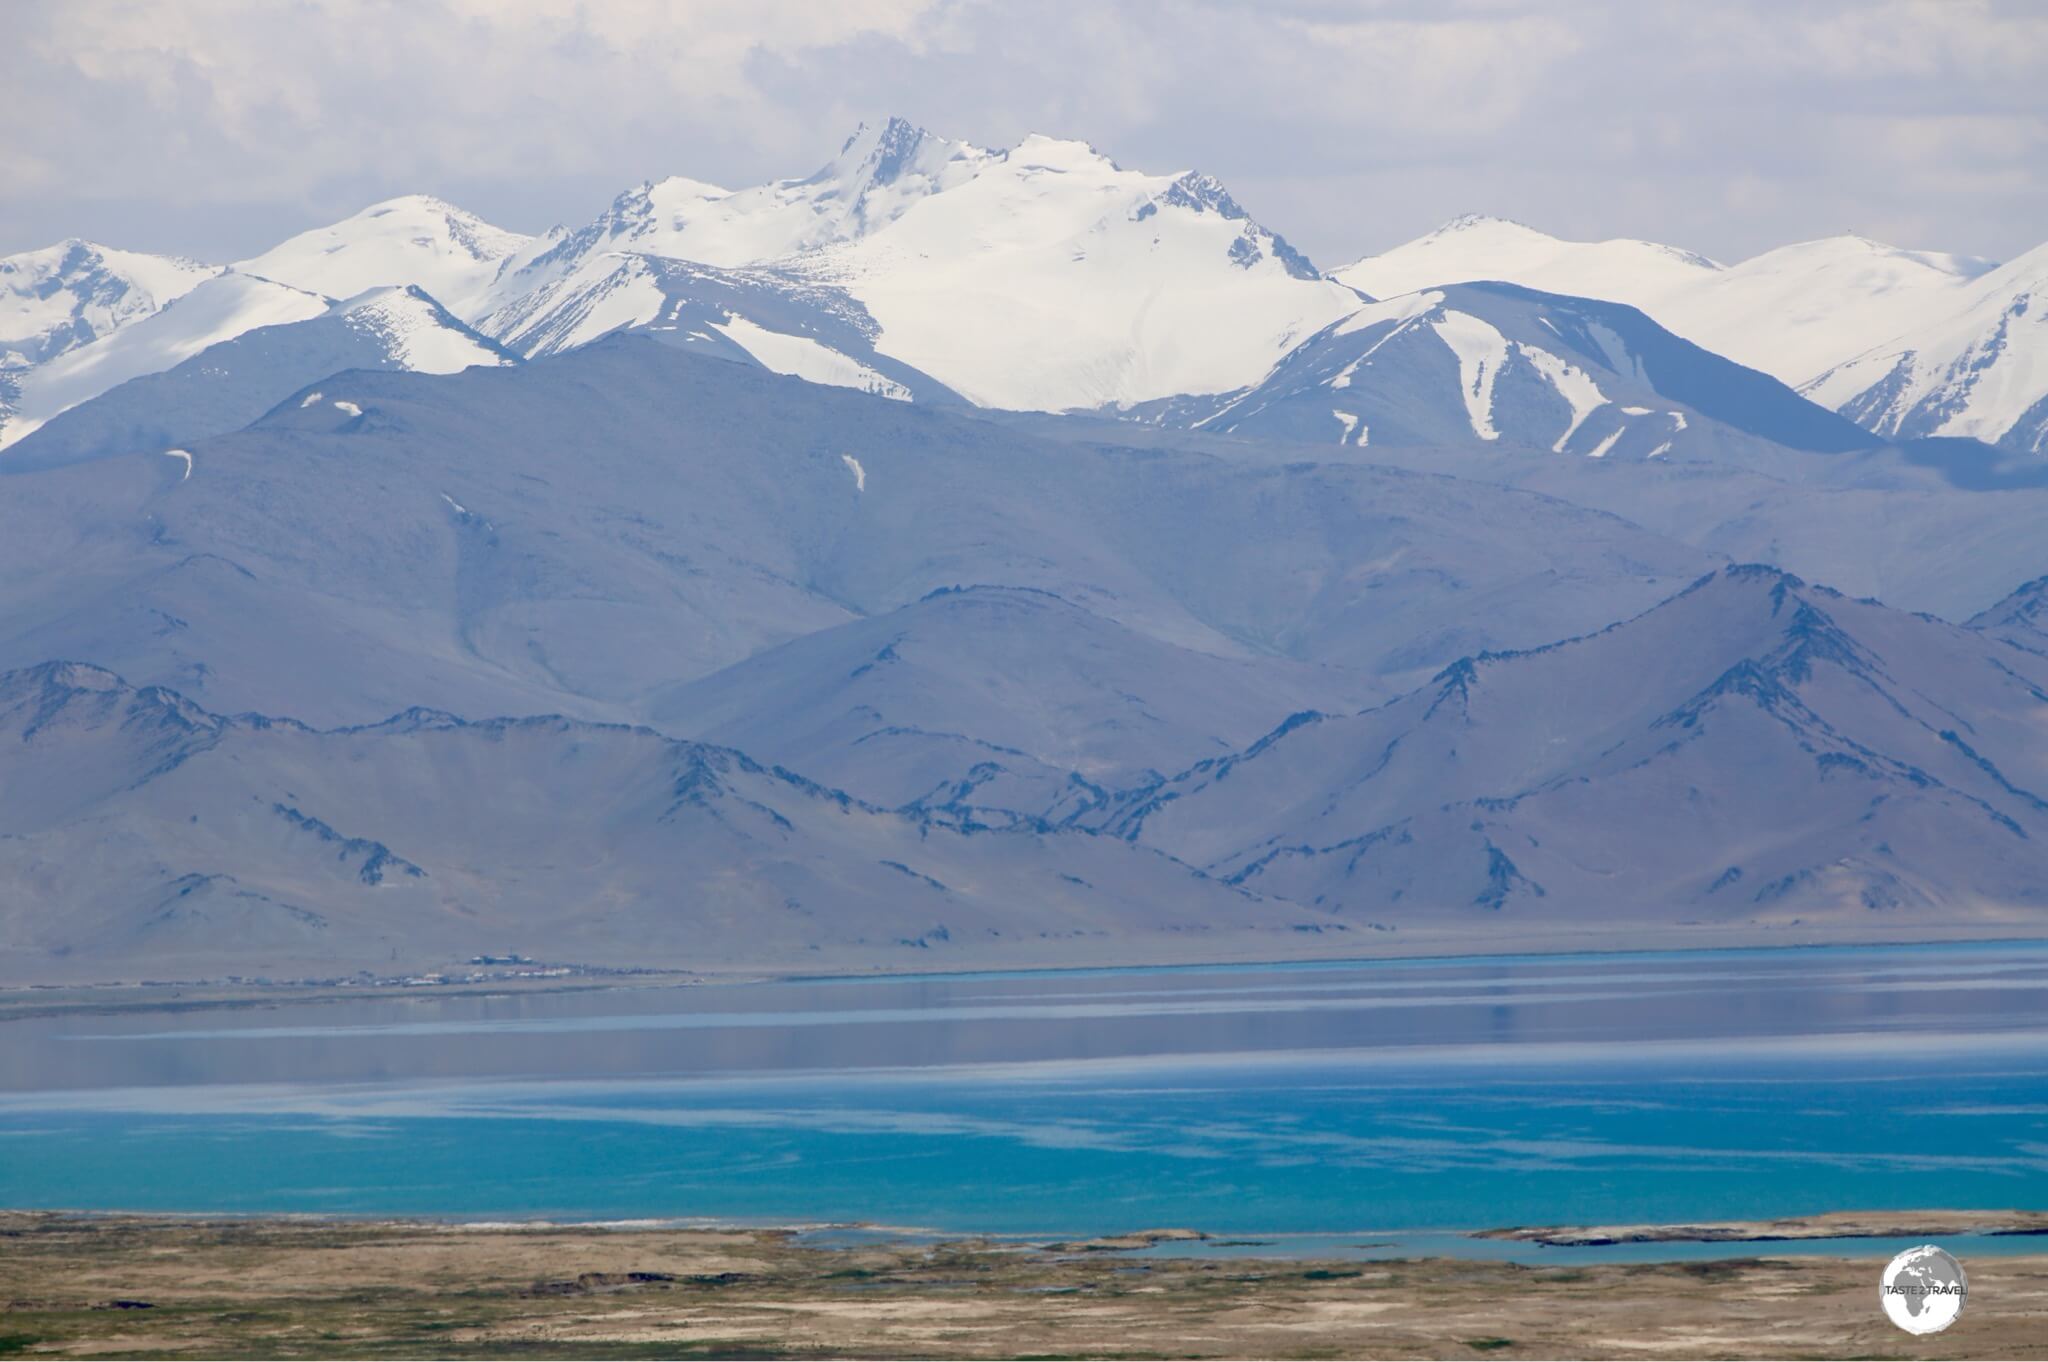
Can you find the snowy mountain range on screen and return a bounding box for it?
[5,119,2044,462]
[1336,214,2047,455]
[0,238,219,371]
[238,194,532,316]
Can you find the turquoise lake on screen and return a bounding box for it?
[3,943,2045,1259]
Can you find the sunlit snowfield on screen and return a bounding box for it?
[3,943,2045,1260]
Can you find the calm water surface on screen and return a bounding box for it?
[2,943,2044,1259]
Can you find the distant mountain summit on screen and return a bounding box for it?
[1338,216,1995,390]
[0,198,532,451]
[1334,215,2048,453]
[491,116,990,291]
[237,194,532,315]
[1338,213,1722,307]
[783,129,1354,410]
[0,270,331,448]
[1805,241,2048,455]
[0,239,220,371]
[1,285,514,469]
[476,117,1356,412]
[5,126,2044,461]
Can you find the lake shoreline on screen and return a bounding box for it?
[2,1211,2041,1359]
[8,1207,2045,1260]
[1472,1209,2048,1246]
[6,924,2045,1022]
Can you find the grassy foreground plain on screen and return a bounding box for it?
[0,1214,2043,1359]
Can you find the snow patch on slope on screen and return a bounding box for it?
[1516,342,1608,451]
[332,287,509,374]
[712,314,911,401]
[1431,309,1509,440]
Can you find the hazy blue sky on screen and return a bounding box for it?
[6,0,2045,267]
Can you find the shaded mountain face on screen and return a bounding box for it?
[1968,574,2048,655]
[1295,429,2048,623]
[1149,282,1878,459]
[6,559,2044,983]
[0,662,1324,983]
[1109,565,2048,927]
[1,286,514,469]
[0,337,1710,731]
[649,584,1369,827]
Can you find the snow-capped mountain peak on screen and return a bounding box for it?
[500,118,987,283]
[815,116,986,198]
[0,269,331,449]
[1338,215,1722,308]
[788,130,1361,410]
[1420,213,1556,247]
[1335,218,2012,391]
[470,123,1358,413]
[1803,238,2048,454]
[0,281,514,469]
[0,238,221,370]
[1161,171,1320,280]
[793,116,992,244]
[236,194,531,316]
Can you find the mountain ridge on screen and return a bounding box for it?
[1105,563,2048,924]
[0,658,1338,983]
